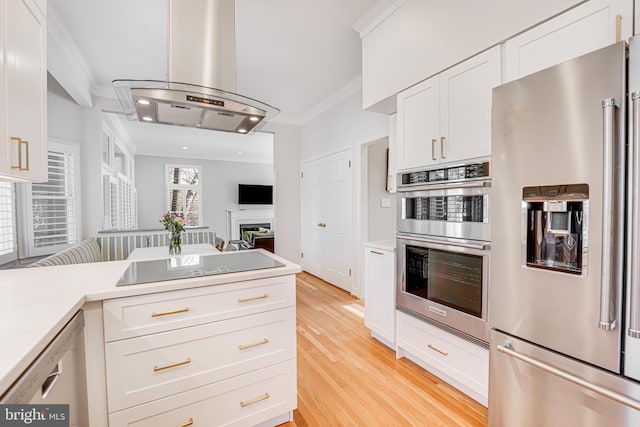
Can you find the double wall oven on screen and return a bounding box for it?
[396,161,491,343]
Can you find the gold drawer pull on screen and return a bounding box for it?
[153,358,191,372]
[240,392,270,408]
[10,137,29,171]
[239,338,269,350]
[151,307,190,317]
[237,294,268,303]
[180,418,194,427]
[427,343,448,356]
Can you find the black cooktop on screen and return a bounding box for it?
[116,250,285,286]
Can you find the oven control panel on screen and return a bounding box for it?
[399,162,489,187]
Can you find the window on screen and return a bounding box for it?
[0,182,17,265]
[101,120,137,231]
[22,141,80,257]
[166,165,201,226]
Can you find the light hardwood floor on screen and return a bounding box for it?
[281,272,488,427]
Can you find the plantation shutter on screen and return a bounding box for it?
[25,141,80,257]
[0,182,16,264]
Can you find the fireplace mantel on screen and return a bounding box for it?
[226,208,274,241]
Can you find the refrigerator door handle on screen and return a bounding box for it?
[599,97,619,331]
[630,91,640,339]
[497,343,640,411]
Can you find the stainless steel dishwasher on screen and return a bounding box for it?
[0,310,89,426]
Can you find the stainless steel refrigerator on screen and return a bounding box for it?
[490,37,640,425]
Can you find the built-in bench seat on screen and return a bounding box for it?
[27,238,103,267]
[27,230,219,267]
[96,230,218,261]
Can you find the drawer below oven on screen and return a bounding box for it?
[396,310,488,405]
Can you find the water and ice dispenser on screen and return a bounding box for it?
[523,184,588,275]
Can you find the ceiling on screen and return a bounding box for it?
[51,0,377,163]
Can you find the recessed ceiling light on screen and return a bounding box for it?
[142,116,153,122]
[182,146,188,150]
[237,151,243,155]
[238,129,247,133]
[137,99,151,105]
[249,116,259,122]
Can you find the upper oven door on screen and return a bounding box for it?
[397,180,491,241]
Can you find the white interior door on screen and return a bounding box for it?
[301,148,353,292]
[301,159,323,277]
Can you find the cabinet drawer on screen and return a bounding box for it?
[105,307,296,412]
[396,311,488,400]
[108,359,297,427]
[103,275,295,342]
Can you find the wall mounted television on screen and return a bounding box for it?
[238,184,273,205]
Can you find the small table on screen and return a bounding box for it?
[127,244,219,261]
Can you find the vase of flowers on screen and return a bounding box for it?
[160,211,185,254]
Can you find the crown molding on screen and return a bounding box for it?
[351,0,407,39]
[47,4,95,107]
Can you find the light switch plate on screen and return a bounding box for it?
[381,198,391,208]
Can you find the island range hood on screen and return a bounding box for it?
[113,0,279,134]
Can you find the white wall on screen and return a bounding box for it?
[301,89,388,161]
[135,155,273,242]
[367,139,396,241]
[263,122,302,264]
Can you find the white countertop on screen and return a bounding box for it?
[0,249,300,395]
[363,240,396,251]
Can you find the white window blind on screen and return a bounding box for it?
[0,182,16,265]
[24,141,80,257]
[166,165,201,226]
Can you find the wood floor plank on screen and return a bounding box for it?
[282,272,488,427]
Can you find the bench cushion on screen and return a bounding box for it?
[27,238,103,267]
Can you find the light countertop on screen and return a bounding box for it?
[0,249,300,395]
[364,240,396,251]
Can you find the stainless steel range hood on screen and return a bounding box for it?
[113,0,279,134]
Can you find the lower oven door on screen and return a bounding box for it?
[396,234,490,343]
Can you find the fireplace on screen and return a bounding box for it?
[239,223,271,239]
[226,208,274,241]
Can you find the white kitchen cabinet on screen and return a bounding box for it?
[396,46,500,172]
[387,113,397,193]
[505,0,632,82]
[396,75,439,170]
[108,360,297,427]
[103,275,297,426]
[0,0,47,182]
[396,310,489,406]
[357,0,582,113]
[364,243,396,348]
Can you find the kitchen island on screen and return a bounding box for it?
[0,249,300,426]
